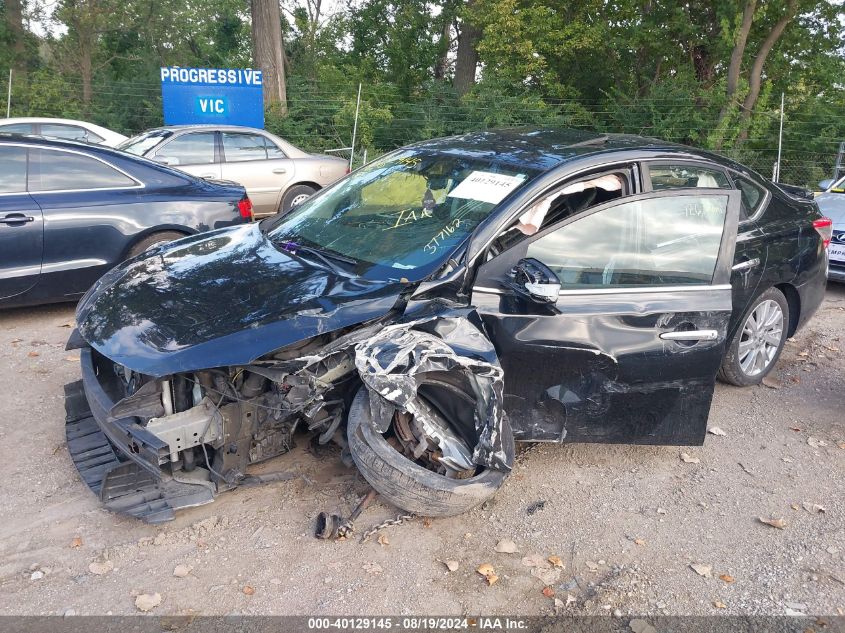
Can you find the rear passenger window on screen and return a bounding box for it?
[0,146,27,193]
[40,124,87,141]
[266,141,286,159]
[0,123,34,134]
[733,175,766,220]
[28,149,136,191]
[222,132,268,162]
[39,123,105,144]
[649,164,731,190]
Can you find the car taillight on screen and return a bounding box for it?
[237,196,254,220]
[813,217,833,248]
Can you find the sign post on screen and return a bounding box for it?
[160,67,265,128]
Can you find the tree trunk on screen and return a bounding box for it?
[251,0,287,114]
[6,0,27,74]
[713,0,757,147]
[691,45,715,84]
[303,0,321,80]
[453,0,480,97]
[726,0,757,100]
[434,21,451,80]
[79,34,93,111]
[737,0,796,138]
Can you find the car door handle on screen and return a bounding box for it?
[732,257,760,272]
[660,330,719,341]
[0,213,35,225]
[200,173,216,179]
[272,168,287,174]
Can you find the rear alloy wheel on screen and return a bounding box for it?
[280,185,317,214]
[718,287,790,386]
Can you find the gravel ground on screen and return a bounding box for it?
[0,285,843,617]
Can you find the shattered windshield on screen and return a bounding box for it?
[264,149,539,281]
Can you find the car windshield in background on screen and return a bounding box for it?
[264,149,538,281]
[118,129,173,155]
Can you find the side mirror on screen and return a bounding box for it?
[511,258,560,303]
[819,179,834,191]
[154,156,179,166]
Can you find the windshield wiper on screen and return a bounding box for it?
[276,240,357,274]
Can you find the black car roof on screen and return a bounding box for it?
[409,127,682,171]
[2,127,752,181]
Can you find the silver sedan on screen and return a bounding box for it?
[816,175,845,282]
[119,125,348,217]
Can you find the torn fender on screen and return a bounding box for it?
[353,309,511,472]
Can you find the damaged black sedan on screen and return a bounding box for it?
[65,128,829,523]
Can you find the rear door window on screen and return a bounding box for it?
[0,146,28,193]
[28,149,136,191]
[266,140,286,159]
[40,123,102,143]
[0,123,34,134]
[732,174,767,220]
[154,132,216,165]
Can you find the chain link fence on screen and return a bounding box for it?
[4,70,841,190]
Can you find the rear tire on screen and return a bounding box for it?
[280,185,317,214]
[346,381,514,517]
[127,231,185,259]
[718,287,790,386]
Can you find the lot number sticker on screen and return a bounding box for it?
[447,171,525,205]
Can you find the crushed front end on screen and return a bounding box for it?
[66,326,363,523]
[65,309,512,524]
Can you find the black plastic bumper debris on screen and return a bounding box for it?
[64,380,214,524]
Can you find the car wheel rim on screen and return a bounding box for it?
[738,299,784,377]
[290,193,311,207]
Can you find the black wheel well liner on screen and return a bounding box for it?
[774,282,801,337]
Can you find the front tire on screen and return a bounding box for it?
[346,383,514,517]
[718,287,790,386]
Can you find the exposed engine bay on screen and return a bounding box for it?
[66,310,513,524]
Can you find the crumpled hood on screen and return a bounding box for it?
[76,223,405,376]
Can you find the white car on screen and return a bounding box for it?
[0,117,127,147]
[816,175,845,282]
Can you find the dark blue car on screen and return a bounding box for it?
[0,134,252,308]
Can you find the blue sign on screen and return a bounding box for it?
[160,67,264,128]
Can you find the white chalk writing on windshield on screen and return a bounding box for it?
[423,218,462,255]
[384,208,433,230]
